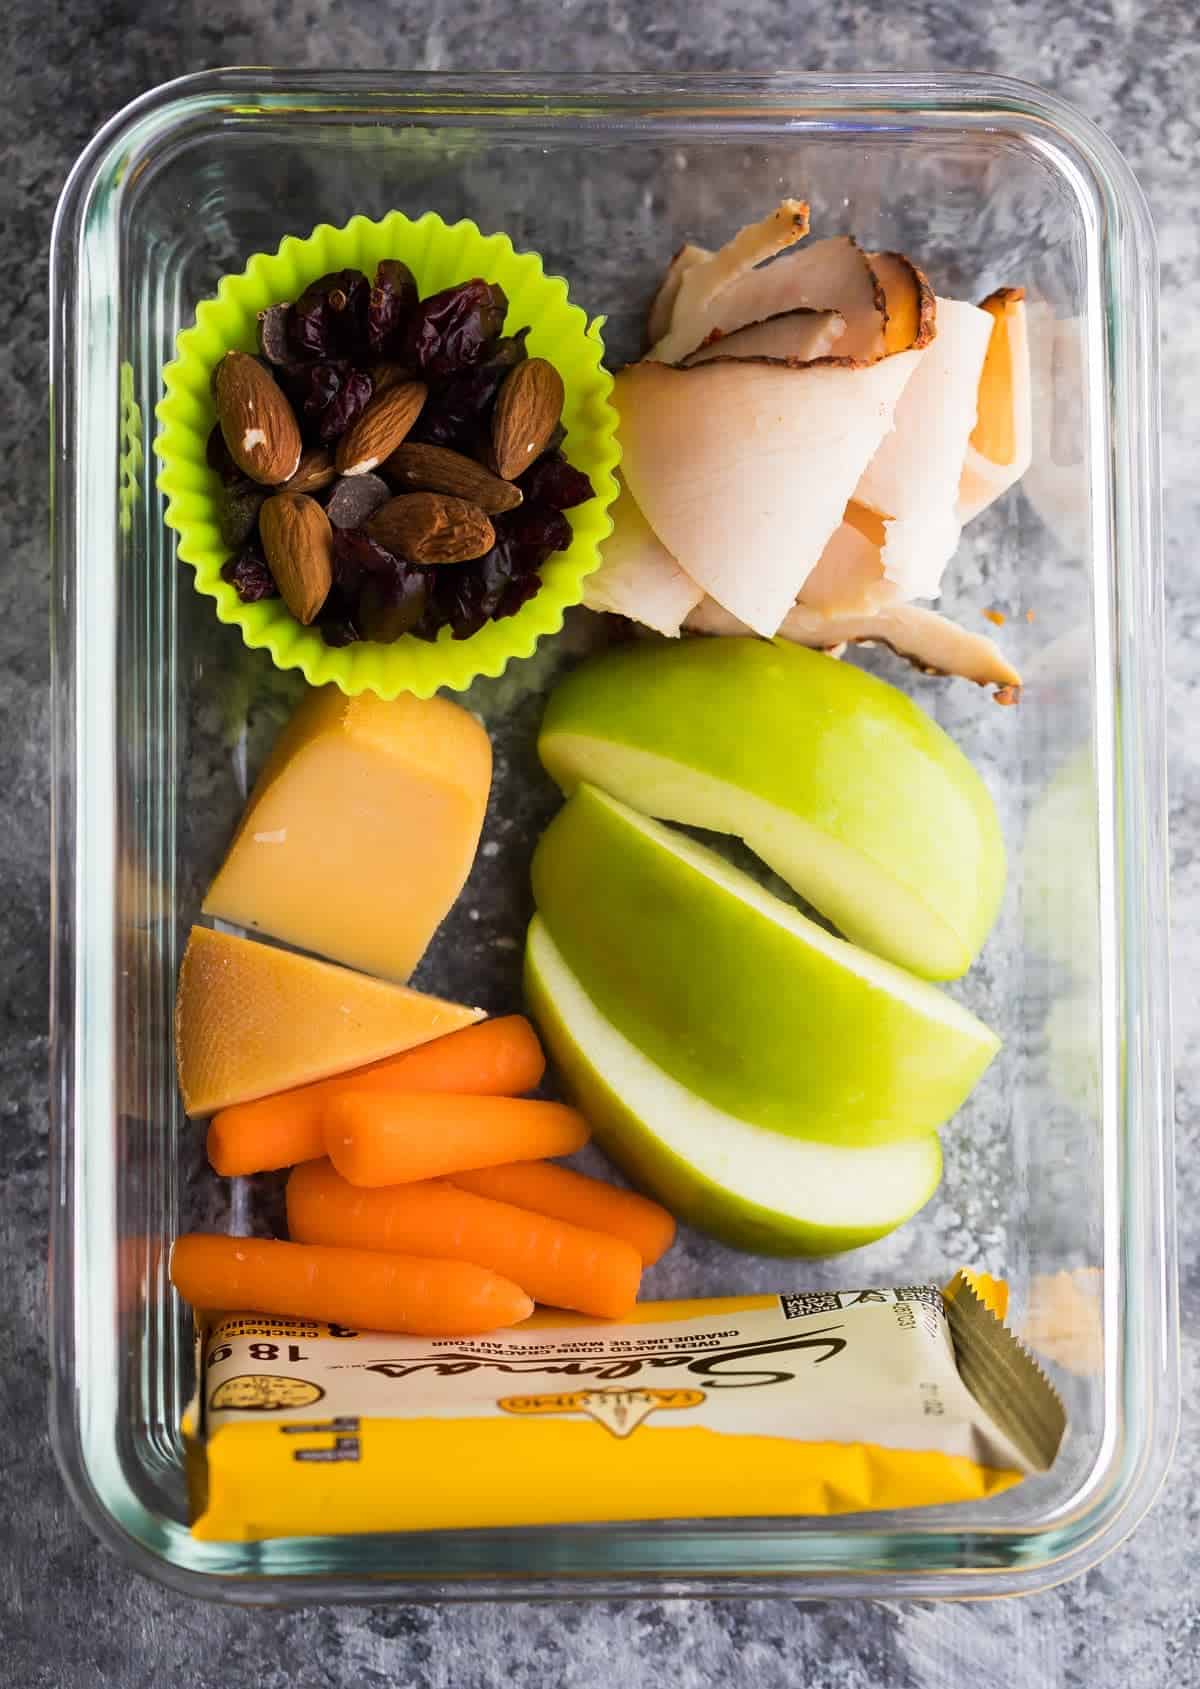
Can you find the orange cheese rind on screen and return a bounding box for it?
[175,926,484,1117]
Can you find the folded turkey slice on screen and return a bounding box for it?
[649,201,812,365]
[680,308,845,365]
[684,595,1021,692]
[798,503,899,617]
[870,251,938,356]
[652,230,888,365]
[854,297,994,600]
[645,242,710,347]
[956,288,1033,523]
[614,350,923,639]
[581,476,703,636]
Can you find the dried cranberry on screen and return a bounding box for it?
[359,568,429,642]
[325,368,374,441]
[411,364,506,451]
[367,260,419,357]
[257,304,291,366]
[331,526,400,596]
[496,569,544,620]
[285,361,374,444]
[498,503,572,571]
[315,584,362,645]
[320,617,361,647]
[290,269,370,361]
[519,451,594,510]
[436,543,515,640]
[206,424,242,486]
[402,279,508,377]
[482,328,529,371]
[221,546,278,603]
[281,357,339,414]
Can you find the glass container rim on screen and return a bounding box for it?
[48,67,1176,1604]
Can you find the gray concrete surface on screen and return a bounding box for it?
[2,5,1198,1686]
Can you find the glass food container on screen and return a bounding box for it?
[48,70,1174,1602]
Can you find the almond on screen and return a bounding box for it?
[491,357,564,480]
[286,445,337,495]
[335,380,427,477]
[367,493,495,565]
[259,493,334,624]
[214,351,302,485]
[384,443,523,514]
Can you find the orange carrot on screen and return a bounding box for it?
[286,1159,642,1320]
[207,1104,324,1179]
[169,1232,532,1335]
[324,1093,589,1187]
[207,1017,545,1177]
[451,1161,676,1267]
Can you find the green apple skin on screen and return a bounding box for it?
[525,917,943,1255]
[531,785,999,1147]
[539,637,1004,981]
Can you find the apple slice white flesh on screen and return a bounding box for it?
[582,477,703,636]
[532,784,999,1143]
[539,637,1007,979]
[614,351,922,638]
[525,917,944,1256]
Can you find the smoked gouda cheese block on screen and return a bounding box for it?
[176,926,483,1117]
[202,687,492,982]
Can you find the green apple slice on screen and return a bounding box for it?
[525,917,943,1255]
[532,785,998,1146]
[539,636,1004,980]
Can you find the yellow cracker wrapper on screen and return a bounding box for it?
[185,1272,1064,1541]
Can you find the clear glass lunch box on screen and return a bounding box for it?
[48,70,1175,1601]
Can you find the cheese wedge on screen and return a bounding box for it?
[175,926,483,1117]
[203,686,491,983]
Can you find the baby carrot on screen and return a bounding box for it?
[169,1232,533,1335]
[324,1093,589,1188]
[207,1017,546,1177]
[355,1014,545,1097]
[451,1161,677,1267]
[287,1159,642,1320]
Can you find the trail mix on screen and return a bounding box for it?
[210,264,594,644]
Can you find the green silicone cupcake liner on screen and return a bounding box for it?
[154,212,620,699]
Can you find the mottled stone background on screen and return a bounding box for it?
[3,7,1198,1687]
